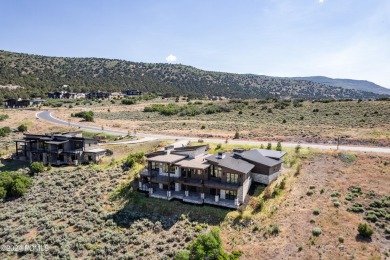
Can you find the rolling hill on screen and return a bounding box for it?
[292,76,390,95]
[0,50,388,100]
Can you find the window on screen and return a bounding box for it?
[226,190,237,200]
[162,163,175,173]
[151,162,159,171]
[211,165,222,178]
[226,173,239,183]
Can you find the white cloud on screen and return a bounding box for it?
[319,0,325,3]
[165,54,177,63]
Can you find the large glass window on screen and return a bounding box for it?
[226,173,239,183]
[151,161,159,171]
[226,190,237,200]
[162,163,175,173]
[210,165,222,178]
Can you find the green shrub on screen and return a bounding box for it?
[0,171,32,199]
[17,124,28,132]
[312,227,322,236]
[0,126,11,137]
[357,223,374,238]
[306,190,314,196]
[276,142,282,151]
[73,111,94,122]
[124,152,145,168]
[29,162,45,175]
[121,98,137,105]
[185,227,238,259]
[338,236,344,243]
[0,114,9,121]
[266,143,272,150]
[233,131,240,139]
[313,209,320,215]
[334,201,340,208]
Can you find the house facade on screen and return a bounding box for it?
[14,131,107,166]
[3,98,46,108]
[139,145,286,209]
[85,91,110,99]
[122,89,142,96]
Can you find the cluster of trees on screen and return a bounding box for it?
[124,152,145,168]
[0,171,32,200]
[72,111,94,122]
[175,227,241,260]
[1,50,385,100]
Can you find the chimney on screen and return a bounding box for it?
[217,151,226,159]
[164,145,175,154]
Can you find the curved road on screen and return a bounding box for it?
[36,111,390,154]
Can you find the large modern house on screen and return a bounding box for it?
[139,145,286,208]
[14,131,107,166]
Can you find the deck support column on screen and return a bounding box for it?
[149,187,153,194]
[167,190,171,198]
[185,190,189,197]
[215,195,219,202]
[201,193,205,199]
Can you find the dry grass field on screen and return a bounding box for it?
[220,149,390,259]
[50,98,390,146]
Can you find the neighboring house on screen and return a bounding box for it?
[3,98,31,108]
[14,131,107,166]
[48,91,66,99]
[110,92,125,99]
[63,92,77,99]
[3,98,46,108]
[139,145,286,209]
[122,89,142,96]
[48,91,79,99]
[30,98,46,106]
[85,91,111,99]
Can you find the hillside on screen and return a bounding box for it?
[0,50,387,100]
[292,76,390,95]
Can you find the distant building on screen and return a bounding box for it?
[14,131,107,166]
[85,91,111,99]
[47,91,66,99]
[3,98,45,108]
[122,89,142,96]
[47,91,81,99]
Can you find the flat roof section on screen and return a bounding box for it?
[174,154,210,170]
[146,154,187,164]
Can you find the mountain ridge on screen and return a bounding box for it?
[291,76,390,95]
[0,50,388,100]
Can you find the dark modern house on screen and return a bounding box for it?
[48,91,79,99]
[122,89,142,96]
[139,145,286,208]
[85,91,110,99]
[14,131,107,166]
[3,98,46,108]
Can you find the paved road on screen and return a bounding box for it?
[36,111,390,154]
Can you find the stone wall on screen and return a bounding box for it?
[252,170,281,184]
[237,176,252,203]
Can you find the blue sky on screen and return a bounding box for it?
[1,0,389,87]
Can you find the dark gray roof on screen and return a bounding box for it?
[206,153,254,174]
[240,150,282,167]
[254,149,287,159]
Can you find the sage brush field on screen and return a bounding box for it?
[95,100,390,145]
